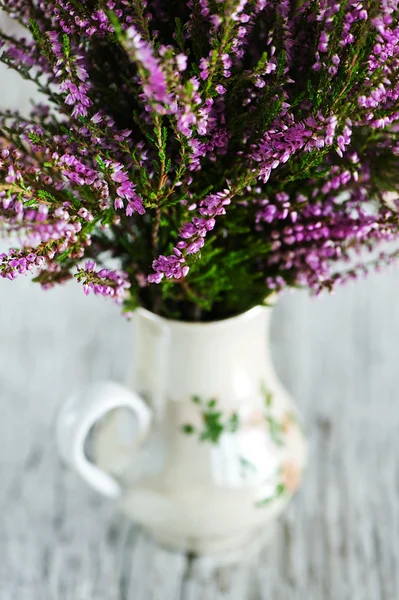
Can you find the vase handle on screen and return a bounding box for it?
[56,381,152,498]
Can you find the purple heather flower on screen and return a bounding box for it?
[176,54,188,72]
[125,27,170,106]
[0,0,399,313]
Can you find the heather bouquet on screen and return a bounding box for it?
[1,1,399,321]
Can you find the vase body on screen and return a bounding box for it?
[93,306,307,555]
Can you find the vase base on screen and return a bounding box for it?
[145,521,277,562]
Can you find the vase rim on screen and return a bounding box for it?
[135,298,275,330]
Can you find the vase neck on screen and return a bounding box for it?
[131,306,276,409]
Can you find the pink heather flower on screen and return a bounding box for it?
[176,54,188,72]
[126,196,146,216]
[105,161,145,214]
[85,260,96,271]
[125,27,170,106]
[177,110,197,137]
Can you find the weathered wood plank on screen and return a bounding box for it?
[2,257,399,600]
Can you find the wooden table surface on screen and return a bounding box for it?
[1,30,399,599]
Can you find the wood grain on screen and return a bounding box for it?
[1,32,399,599]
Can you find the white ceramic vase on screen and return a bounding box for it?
[57,305,307,556]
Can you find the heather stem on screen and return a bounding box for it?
[152,208,161,256]
[152,115,168,254]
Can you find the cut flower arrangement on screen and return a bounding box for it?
[5,0,399,556]
[1,0,399,323]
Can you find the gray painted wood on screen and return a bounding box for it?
[1,28,399,599]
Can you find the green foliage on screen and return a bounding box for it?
[260,382,286,446]
[261,381,273,408]
[28,19,41,44]
[266,416,285,447]
[62,34,71,60]
[256,482,286,508]
[182,396,240,444]
[174,18,185,52]
[37,190,57,203]
[108,11,124,39]
[27,131,43,145]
